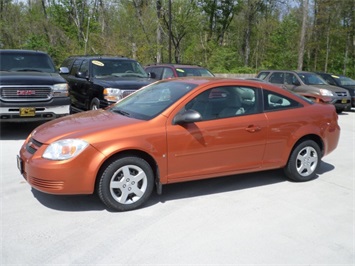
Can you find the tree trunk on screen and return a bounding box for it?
[297,0,308,71]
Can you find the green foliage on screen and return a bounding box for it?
[0,0,353,78]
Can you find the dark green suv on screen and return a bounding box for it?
[60,55,155,112]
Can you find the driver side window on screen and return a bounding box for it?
[184,86,259,121]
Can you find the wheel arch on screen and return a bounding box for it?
[94,149,159,192]
[289,134,324,160]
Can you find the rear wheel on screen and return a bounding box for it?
[284,140,321,182]
[97,156,154,211]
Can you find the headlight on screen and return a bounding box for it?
[43,139,89,160]
[319,89,334,96]
[103,88,123,102]
[53,83,69,97]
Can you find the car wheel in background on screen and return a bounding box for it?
[284,140,321,182]
[97,156,154,211]
[90,98,100,110]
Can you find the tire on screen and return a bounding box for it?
[284,140,321,182]
[97,156,154,211]
[90,98,100,110]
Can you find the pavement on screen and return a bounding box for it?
[0,111,354,265]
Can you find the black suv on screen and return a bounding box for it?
[0,49,70,122]
[60,55,155,111]
[316,72,355,108]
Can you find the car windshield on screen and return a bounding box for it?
[298,73,328,85]
[176,67,214,77]
[109,81,197,120]
[92,59,148,78]
[0,52,56,73]
[337,76,355,86]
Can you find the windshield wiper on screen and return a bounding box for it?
[14,69,43,72]
[113,109,131,117]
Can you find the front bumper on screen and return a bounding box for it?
[330,96,351,111]
[0,98,70,121]
[18,138,106,195]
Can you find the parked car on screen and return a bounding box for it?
[316,72,355,108]
[18,78,340,211]
[256,70,351,113]
[60,55,155,112]
[145,64,214,80]
[0,49,70,122]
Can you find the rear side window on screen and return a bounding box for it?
[263,90,302,112]
[70,59,83,75]
[256,72,270,80]
[162,68,174,79]
[146,67,163,79]
[268,72,284,84]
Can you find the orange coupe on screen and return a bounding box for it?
[18,78,340,211]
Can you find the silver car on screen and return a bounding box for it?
[257,70,351,113]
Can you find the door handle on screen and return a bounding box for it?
[245,125,261,133]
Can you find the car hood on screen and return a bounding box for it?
[93,76,156,89]
[31,109,144,144]
[310,84,348,92]
[0,71,66,85]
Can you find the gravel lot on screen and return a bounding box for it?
[1,111,354,265]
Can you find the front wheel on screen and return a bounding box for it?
[90,98,100,110]
[97,156,154,211]
[284,140,321,182]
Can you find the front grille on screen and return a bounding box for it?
[335,91,348,97]
[0,86,52,102]
[122,90,136,98]
[26,137,43,154]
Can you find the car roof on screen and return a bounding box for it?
[0,49,48,55]
[66,55,132,60]
[145,64,206,68]
[259,70,316,75]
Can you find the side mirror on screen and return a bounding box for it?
[173,109,202,125]
[59,67,69,74]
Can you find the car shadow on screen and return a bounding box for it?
[30,161,335,212]
[0,121,44,140]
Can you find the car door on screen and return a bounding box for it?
[283,72,301,92]
[165,85,268,182]
[66,59,85,109]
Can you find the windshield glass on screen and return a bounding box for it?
[0,52,56,73]
[298,73,328,85]
[109,81,197,120]
[92,59,148,78]
[337,76,355,86]
[176,67,214,77]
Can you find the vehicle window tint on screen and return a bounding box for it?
[263,90,301,112]
[0,52,56,73]
[269,73,284,84]
[185,86,259,121]
[61,58,75,70]
[146,67,163,79]
[285,73,297,85]
[256,72,270,80]
[322,75,336,86]
[162,68,174,79]
[79,60,89,74]
[70,59,82,75]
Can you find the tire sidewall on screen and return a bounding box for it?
[90,98,100,110]
[98,157,154,211]
[284,140,321,182]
